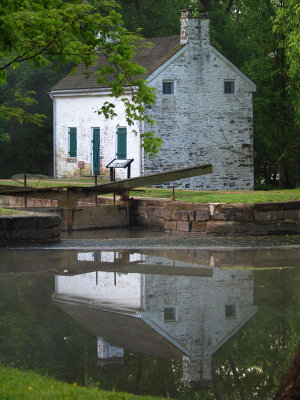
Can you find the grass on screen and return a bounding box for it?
[0,177,103,188]
[129,187,300,203]
[0,177,299,203]
[0,208,30,216]
[0,365,168,400]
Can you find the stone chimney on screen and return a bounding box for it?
[180,10,210,49]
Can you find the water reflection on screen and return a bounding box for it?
[0,246,299,398]
[52,250,257,386]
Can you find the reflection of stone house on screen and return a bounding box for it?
[50,11,256,190]
[53,251,257,384]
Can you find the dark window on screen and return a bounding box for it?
[68,127,77,157]
[116,127,127,159]
[164,307,176,322]
[225,304,236,318]
[224,80,235,94]
[163,81,174,95]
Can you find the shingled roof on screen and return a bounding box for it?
[51,35,184,91]
[53,299,185,360]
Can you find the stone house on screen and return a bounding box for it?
[53,250,257,384]
[50,11,256,190]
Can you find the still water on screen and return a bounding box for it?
[1,243,300,399]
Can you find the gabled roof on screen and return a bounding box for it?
[51,35,184,92]
[53,298,185,360]
[51,34,256,93]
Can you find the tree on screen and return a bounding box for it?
[0,0,161,164]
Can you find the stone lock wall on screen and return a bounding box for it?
[0,213,61,243]
[130,198,300,236]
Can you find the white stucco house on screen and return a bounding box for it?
[50,11,256,190]
[52,250,257,384]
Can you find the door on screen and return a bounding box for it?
[92,128,100,175]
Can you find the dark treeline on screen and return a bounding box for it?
[0,0,299,188]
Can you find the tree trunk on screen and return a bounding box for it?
[273,341,300,399]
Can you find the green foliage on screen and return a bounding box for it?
[0,61,66,176]
[0,0,162,168]
[141,132,163,157]
[212,268,300,399]
[273,0,300,125]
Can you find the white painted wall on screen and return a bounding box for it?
[52,93,141,179]
[55,271,142,309]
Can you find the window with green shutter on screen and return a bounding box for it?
[68,127,77,158]
[116,127,127,159]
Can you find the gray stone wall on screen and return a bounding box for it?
[144,17,255,190]
[143,269,255,382]
[130,198,300,236]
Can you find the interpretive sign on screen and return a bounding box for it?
[106,158,134,181]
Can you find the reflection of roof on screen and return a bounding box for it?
[53,297,183,361]
[51,36,184,91]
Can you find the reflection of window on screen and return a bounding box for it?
[224,80,235,94]
[164,307,176,322]
[225,304,236,318]
[163,81,174,95]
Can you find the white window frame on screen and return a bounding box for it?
[225,304,237,318]
[164,307,177,322]
[162,80,175,96]
[224,80,235,95]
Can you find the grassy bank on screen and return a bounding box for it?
[129,187,300,203]
[0,177,299,203]
[0,208,31,216]
[0,365,168,400]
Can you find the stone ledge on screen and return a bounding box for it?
[129,199,300,237]
[254,200,300,211]
[0,213,61,244]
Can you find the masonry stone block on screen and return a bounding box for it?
[163,209,173,220]
[253,222,279,234]
[164,220,177,231]
[166,202,194,211]
[176,221,191,232]
[191,222,206,232]
[189,210,196,221]
[147,216,165,227]
[254,210,284,222]
[253,221,299,234]
[36,215,61,229]
[172,210,190,221]
[195,210,210,221]
[206,221,253,234]
[150,207,166,218]
[284,209,300,221]
[277,222,300,233]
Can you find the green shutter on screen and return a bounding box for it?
[69,127,77,157]
[93,128,100,174]
[116,127,127,159]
